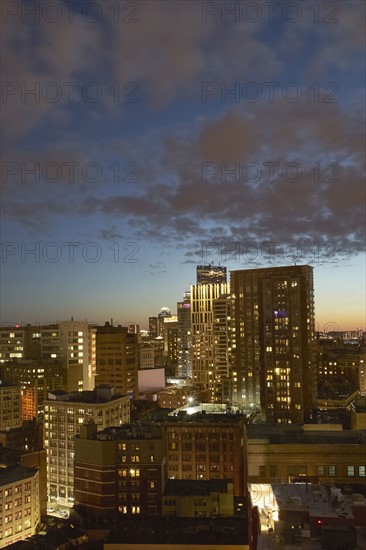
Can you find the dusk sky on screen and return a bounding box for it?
[1,0,365,331]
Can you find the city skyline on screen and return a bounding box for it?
[1,1,365,332]
[0,260,365,332]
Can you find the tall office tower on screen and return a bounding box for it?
[213,294,232,403]
[177,292,192,379]
[196,264,227,285]
[3,359,62,421]
[230,265,316,424]
[59,320,93,392]
[163,316,178,377]
[44,386,130,508]
[157,307,172,337]
[95,322,139,399]
[0,384,22,430]
[149,317,158,339]
[191,278,229,400]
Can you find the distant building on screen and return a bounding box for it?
[156,385,209,409]
[148,317,158,339]
[0,384,22,431]
[316,340,363,399]
[0,321,95,392]
[59,320,94,392]
[191,280,229,399]
[95,322,139,399]
[44,385,130,508]
[196,265,227,285]
[0,325,42,362]
[3,359,62,421]
[213,293,232,402]
[157,307,172,338]
[177,292,192,379]
[163,316,178,377]
[0,466,40,548]
[139,344,155,370]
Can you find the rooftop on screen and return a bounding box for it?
[79,422,164,441]
[247,423,366,444]
[46,386,128,404]
[164,478,232,497]
[0,465,38,486]
[106,517,248,546]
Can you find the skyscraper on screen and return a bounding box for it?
[196,264,227,285]
[230,265,316,423]
[213,293,232,402]
[177,292,192,379]
[191,266,228,399]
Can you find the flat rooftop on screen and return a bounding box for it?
[0,465,38,486]
[106,517,248,546]
[247,424,366,444]
[164,479,232,497]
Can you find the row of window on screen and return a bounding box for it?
[259,465,366,477]
[3,484,31,497]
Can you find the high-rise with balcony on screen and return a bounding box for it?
[230,265,316,423]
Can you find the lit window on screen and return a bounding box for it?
[347,466,355,477]
[358,466,365,477]
[328,465,336,477]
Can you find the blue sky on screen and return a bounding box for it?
[1,0,365,330]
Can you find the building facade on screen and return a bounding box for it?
[177,292,192,379]
[230,265,316,423]
[0,466,40,548]
[191,282,229,399]
[3,360,62,421]
[0,385,22,431]
[44,386,130,508]
[74,421,167,517]
[196,265,227,285]
[165,413,246,496]
[95,323,139,398]
[162,479,234,518]
[247,423,366,485]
